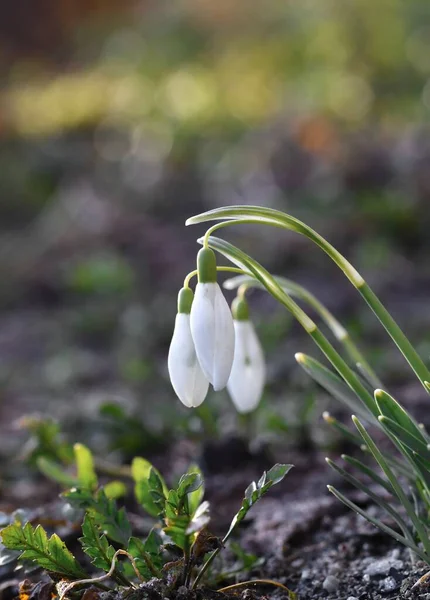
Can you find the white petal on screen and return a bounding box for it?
[190,283,216,384]
[190,283,235,391]
[212,283,235,390]
[168,313,209,408]
[227,320,265,413]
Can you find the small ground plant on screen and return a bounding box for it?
[0,441,292,598]
[168,205,430,579]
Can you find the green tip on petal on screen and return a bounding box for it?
[197,248,217,283]
[178,287,194,314]
[231,296,249,321]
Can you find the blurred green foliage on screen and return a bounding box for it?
[3,0,430,137]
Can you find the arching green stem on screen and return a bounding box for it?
[224,273,381,388]
[200,235,378,418]
[187,206,430,391]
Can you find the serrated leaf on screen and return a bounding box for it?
[74,444,98,491]
[79,514,115,572]
[131,459,167,518]
[1,522,85,579]
[64,488,131,546]
[224,464,292,541]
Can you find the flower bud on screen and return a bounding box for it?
[227,297,265,413]
[190,248,235,391]
[168,287,209,408]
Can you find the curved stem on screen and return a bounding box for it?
[203,235,378,418]
[183,266,245,288]
[225,274,381,388]
[188,207,430,391]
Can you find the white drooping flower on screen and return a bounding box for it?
[168,287,209,408]
[190,248,235,391]
[227,297,265,413]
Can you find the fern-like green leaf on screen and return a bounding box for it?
[79,514,115,572]
[1,522,85,579]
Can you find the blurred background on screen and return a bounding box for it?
[1,0,430,475]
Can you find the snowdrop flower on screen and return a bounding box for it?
[190,248,235,391]
[168,287,209,408]
[227,297,265,413]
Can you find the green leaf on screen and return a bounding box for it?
[64,488,131,546]
[131,458,167,518]
[36,457,78,488]
[177,473,203,500]
[295,353,376,423]
[1,522,85,579]
[104,481,127,499]
[186,465,205,515]
[74,444,98,491]
[378,416,430,460]
[375,389,428,443]
[352,416,430,555]
[327,486,429,563]
[79,514,116,572]
[326,458,413,542]
[224,464,292,541]
[127,534,163,580]
[224,274,381,389]
[341,454,394,495]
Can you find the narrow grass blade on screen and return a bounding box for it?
[326,458,413,542]
[352,416,430,555]
[341,455,394,495]
[378,416,430,460]
[322,412,365,447]
[327,486,429,563]
[296,353,376,423]
[375,389,428,443]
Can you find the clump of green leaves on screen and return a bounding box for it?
[1,443,291,596]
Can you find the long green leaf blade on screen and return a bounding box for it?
[327,486,428,562]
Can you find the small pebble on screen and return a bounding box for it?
[379,575,400,594]
[301,569,312,580]
[364,558,404,577]
[323,575,339,593]
[346,597,359,600]
[291,558,304,568]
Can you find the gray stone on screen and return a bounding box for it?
[379,575,400,593]
[364,557,404,577]
[322,575,339,593]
